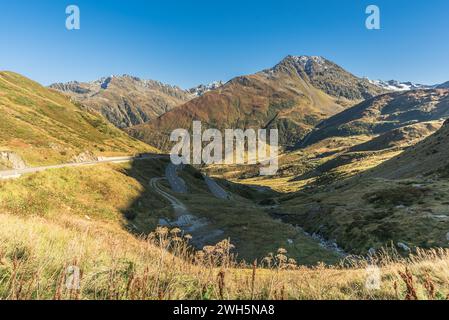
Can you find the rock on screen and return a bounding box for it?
[397,242,411,252]
[443,118,449,127]
[0,151,27,169]
[287,239,294,245]
[71,151,98,163]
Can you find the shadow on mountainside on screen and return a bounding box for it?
[118,158,342,265]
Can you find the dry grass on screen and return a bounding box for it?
[1,156,449,300]
[1,212,449,300]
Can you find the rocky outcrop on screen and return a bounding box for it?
[71,151,98,163]
[0,151,27,169]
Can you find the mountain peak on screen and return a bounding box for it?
[264,55,386,101]
[278,55,328,72]
[289,55,326,64]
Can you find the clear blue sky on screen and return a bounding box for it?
[0,0,448,88]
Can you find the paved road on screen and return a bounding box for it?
[165,163,187,193]
[150,176,224,247]
[0,155,165,180]
[150,177,188,215]
[203,175,230,200]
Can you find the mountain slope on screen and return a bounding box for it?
[366,119,449,179]
[297,89,449,148]
[349,121,442,152]
[0,71,156,167]
[127,56,387,150]
[50,75,192,128]
[280,119,449,254]
[437,81,449,89]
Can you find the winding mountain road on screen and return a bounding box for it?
[165,162,229,200]
[165,163,188,193]
[150,174,224,247]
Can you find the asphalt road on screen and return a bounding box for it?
[150,177,188,215]
[0,154,165,180]
[203,175,230,200]
[165,163,188,193]
[150,175,224,247]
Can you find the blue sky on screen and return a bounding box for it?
[0,0,448,88]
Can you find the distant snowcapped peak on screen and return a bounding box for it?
[188,81,224,97]
[368,79,433,92]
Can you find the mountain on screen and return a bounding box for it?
[349,121,442,152]
[126,55,387,150]
[369,79,433,91]
[279,108,449,254]
[50,75,193,128]
[270,56,386,101]
[366,118,449,179]
[437,81,449,89]
[297,89,449,148]
[0,71,156,167]
[188,81,224,97]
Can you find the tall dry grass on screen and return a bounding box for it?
[1,212,449,300]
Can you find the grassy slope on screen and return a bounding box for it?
[297,89,449,148]
[0,71,156,166]
[1,163,449,299]
[176,167,340,264]
[215,120,442,195]
[0,158,340,265]
[278,123,449,254]
[208,119,449,257]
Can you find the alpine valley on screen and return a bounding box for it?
[2,55,449,300]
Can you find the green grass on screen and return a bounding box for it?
[0,158,340,265]
[0,71,156,167]
[176,169,341,265]
[280,177,449,254]
[1,155,449,300]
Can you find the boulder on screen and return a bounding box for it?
[0,151,27,169]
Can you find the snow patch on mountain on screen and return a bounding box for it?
[188,81,224,97]
[368,79,433,92]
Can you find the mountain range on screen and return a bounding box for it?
[50,76,225,129]
[50,56,449,154]
[297,89,449,148]
[3,54,449,260]
[125,55,388,150]
[50,75,192,128]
